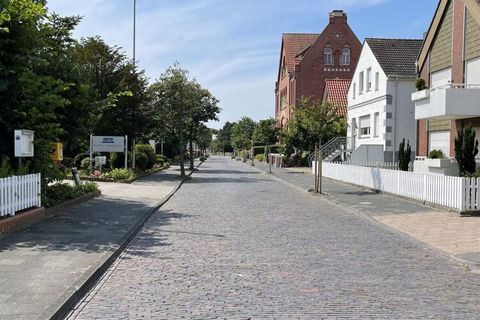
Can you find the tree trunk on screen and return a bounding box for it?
[179,134,185,178]
[189,139,194,170]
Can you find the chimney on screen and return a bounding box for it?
[329,10,347,24]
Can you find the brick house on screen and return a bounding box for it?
[274,10,361,128]
[412,0,480,167]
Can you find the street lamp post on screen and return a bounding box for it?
[131,0,137,170]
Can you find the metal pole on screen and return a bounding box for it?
[314,143,318,192]
[124,135,128,170]
[268,145,272,174]
[318,137,323,194]
[89,134,93,174]
[133,0,136,68]
[131,0,136,171]
[251,145,254,166]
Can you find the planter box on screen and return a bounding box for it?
[425,158,452,168]
[411,89,430,101]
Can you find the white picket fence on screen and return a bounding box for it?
[0,174,41,217]
[341,161,413,171]
[314,162,480,212]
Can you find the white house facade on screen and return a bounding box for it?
[347,38,423,162]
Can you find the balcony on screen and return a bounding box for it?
[412,84,480,120]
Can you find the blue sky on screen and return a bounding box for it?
[47,0,438,129]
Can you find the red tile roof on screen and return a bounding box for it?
[324,79,351,116]
[282,33,319,73]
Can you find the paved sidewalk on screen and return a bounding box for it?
[253,161,480,268]
[0,166,190,320]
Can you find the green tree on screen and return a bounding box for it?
[231,117,257,159]
[216,121,234,155]
[0,0,69,184]
[185,81,220,170]
[398,138,412,171]
[195,124,212,157]
[283,98,346,155]
[149,65,191,177]
[455,126,479,176]
[252,118,279,146]
[71,37,153,152]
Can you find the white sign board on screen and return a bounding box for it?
[92,136,125,152]
[14,130,34,157]
[95,156,107,166]
[149,140,156,151]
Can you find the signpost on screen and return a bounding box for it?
[14,130,34,158]
[14,129,34,167]
[90,135,128,172]
[95,156,107,172]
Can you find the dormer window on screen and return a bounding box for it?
[324,47,333,65]
[341,47,351,65]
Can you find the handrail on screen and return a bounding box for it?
[308,137,349,166]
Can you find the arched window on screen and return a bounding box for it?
[324,47,333,65]
[341,47,351,66]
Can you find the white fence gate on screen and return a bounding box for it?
[0,174,41,217]
[315,162,480,212]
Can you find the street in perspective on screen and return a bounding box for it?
[2,0,480,319]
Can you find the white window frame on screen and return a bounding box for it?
[374,112,380,137]
[353,83,356,99]
[341,47,351,66]
[324,47,333,65]
[359,115,371,138]
[367,68,372,91]
[359,72,364,94]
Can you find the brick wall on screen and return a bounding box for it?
[296,14,361,105]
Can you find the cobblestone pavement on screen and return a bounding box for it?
[68,157,480,319]
[253,162,480,265]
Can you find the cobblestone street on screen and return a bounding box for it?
[68,157,480,319]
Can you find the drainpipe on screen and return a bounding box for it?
[393,76,399,162]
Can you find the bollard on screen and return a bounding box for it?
[71,167,81,186]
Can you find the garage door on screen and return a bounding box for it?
[429,131,450,157]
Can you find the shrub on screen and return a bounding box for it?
[398,138,412,171]
[255,154,266,162]
[428,149,445,159]
[103,168,134,180]
[74,152,90,168]
[62,157,74,168]
[80,157,92,171]
[43,182,99,208]
[135,144,156,169]
[135,152,149,171]
[454,126,479,176]
[111,152,131,169]
[416,78,427,91]
[0,156,12,178]
[156,154,168,164]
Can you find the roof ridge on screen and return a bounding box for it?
[283,32,321,36]
[365,37,423,42]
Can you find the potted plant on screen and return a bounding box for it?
[425,149,451,168]
[411,78,429,101]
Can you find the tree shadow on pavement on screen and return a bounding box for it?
[0,196,180,255]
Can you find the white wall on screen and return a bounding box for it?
[347,43,388,152]
[388,79,417,154]
[466,57,480,86]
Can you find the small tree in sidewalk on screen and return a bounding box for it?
[398,138,412,171]
[455,126,479,176]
